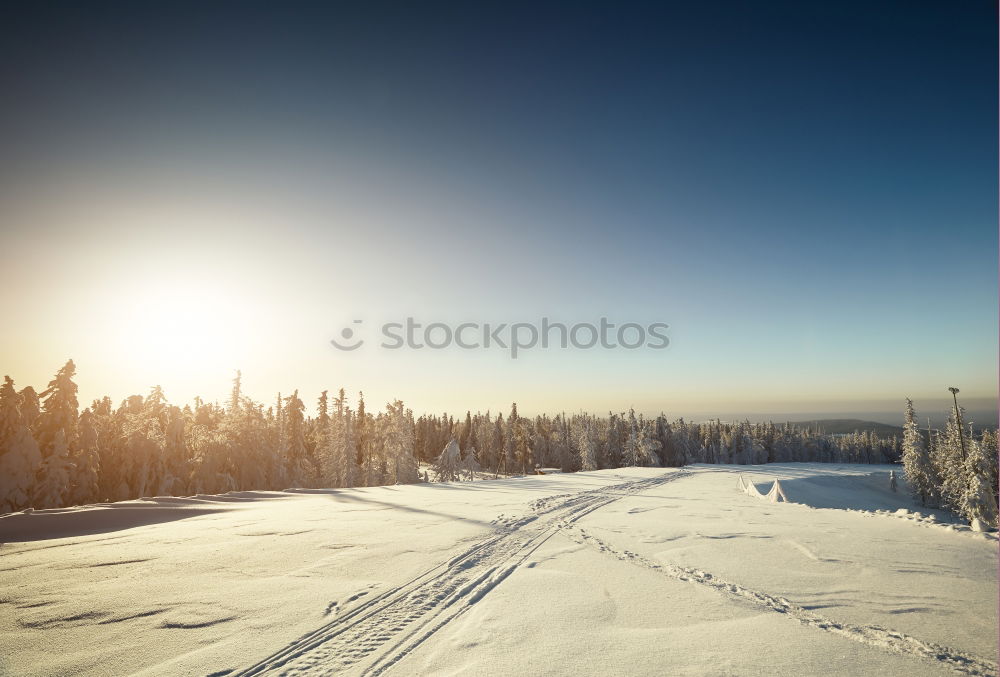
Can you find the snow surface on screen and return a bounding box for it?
[0,464,996,677]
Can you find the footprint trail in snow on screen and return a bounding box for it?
[561,525,998,677]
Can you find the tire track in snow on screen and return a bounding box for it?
[562,526,997,677]
[233,471,688,677]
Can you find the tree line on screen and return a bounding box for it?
[1,361,995,529]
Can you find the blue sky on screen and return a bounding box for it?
[0,1,995,420]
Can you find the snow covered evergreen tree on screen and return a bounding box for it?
[35,360,79,451]
[283,390,313,486]
[33,361,79,507]
[124,412,163,499]
[340,405,359,488]
[35,430,74,508]
[0,376,42,512]
[355,391,368,467]
[623,409,660,466]
[513,421,532,474]
[574,417,598,471]
[160,406,189,495]
[979,427,999,511]
[936,407,968,512]
[18,386,40,430]
[384,400,419,484]
[959,435,998,529]
[636,415,662,466]
[501,404,518,473]
[434,439,462,482]
[901,398,936,506]
[70,408,100,505]
[462,445,481,480]
[623,409,639,467]
[314,390,336,486]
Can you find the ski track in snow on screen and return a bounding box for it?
[232,471,689,677]
[561,526,998,677]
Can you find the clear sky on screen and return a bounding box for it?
[0,1,996,422]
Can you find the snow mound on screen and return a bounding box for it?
[737,475,789,503]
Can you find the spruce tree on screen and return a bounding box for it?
[0,376,42,512]
[575,417,598,471]
[462,445,481,480]
[937,407,968,512]
[960,435,998,528]
[314,390,335,485]
[33,361,80,508]
[34,362,77,448]
[70,408,101,505]
[161,406,189,495]
[901,398,936,506]
[35,430,74,508]
[340,406,358,488]
[380,400,418,484]
[283,390,312,486]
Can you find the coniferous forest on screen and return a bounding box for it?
[1,360,996,528]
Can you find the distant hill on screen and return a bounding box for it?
[784,419,904,437]
[785,417,996,437]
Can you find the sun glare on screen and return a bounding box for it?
[104,280,254,389]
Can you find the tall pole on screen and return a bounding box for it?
[948,387,967,462]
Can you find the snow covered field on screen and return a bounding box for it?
[0,464,996,677]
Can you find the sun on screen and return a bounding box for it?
[103,279,256,392]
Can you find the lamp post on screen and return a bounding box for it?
[948,387,967,462]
